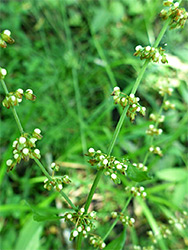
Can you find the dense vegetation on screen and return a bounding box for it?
[0,0,188,249]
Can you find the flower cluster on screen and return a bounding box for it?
[146,125,163,136]
[168,211,187,231]
[0,29,14,48]
[149,146,163,157]
[158,85,173,96]
[149,113,165,123]
[149,146,163,156]
[111,211,135,227]
[63,208,97,241]
[111,87,146,121]
[134,45,168,64]
[89,235,106,249]
[6,128,42,171]
[163,100,175,110]
[86,148,129,184]
[44,162,71,191]
[125,186,147,198]
[2,88,36,109]
[133,162,148,172]
[160,1,188,29]
[134,245,155,250]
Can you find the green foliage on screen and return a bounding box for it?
[105,228,126,250]
[1,0,188,250]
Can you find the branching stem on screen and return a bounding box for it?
[1,79,77,211]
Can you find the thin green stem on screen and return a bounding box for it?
[34,158,52,180]
[84,169,104,212]
[102,196,132,241]
[1,79,77,211]
[138,198,167,250]
[107,105,129,155]
[77,16,171,250]
[143,94,167,165]
[1,79,24,134]
[34,159,78,211]
[131,60,149,94]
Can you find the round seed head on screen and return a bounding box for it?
[3,29,11,36]
[51,162,56,168]
[19,137,26,144]
[101,243,106,249]
[114,86,120,91]
[88,147,95,153]
[121,97,126,103]
[17,88,23,94]
[73,230,78,237]
[142,107,146,111]
[149,147,154,152]
[86,226,91,232]
[90,211,96,217]
[130,93,135,98]
[123,164,128,170]
[103,159,108,165]
[140,186,145,191]
[111,173,117,179]
[6,159,13,166]
[11,96,16,102]
[34,128,41,134]
[146,46,151,51]
[34,149,40,155]
[23,148,29,155]
[135,45,142,51]
[158,129,163,134]
[1,68,7,76]
[26,89,33,94]
[116,164,122,170]
[77,226,82,232]
[174,2,179,7]
[67,214,72,219]
[130,218,135,223]
[80,207,85,213]
[30,138,37,144]
[142,192,147,197]
[12,140,18,148]
[14,154,19,159]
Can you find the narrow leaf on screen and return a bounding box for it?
[127,165,151,182]
[15,218,43,250]
[156,168,187,182]
[105,228,126,250]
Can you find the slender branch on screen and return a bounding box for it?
[34,159,78,210]
[1,79,24,134]
[84,169,104,212]
[1,79,77,211]
[143,94,167,165]
[77,16,171,250]
[102,196,132,241]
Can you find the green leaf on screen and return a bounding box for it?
[15,218,43,250]
[91,9,111,32]
[33,212,61,222]
[105,228,126,250]
[156,168,187,182]
[127,165,151,182]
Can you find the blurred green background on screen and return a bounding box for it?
[0,0,188,249]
